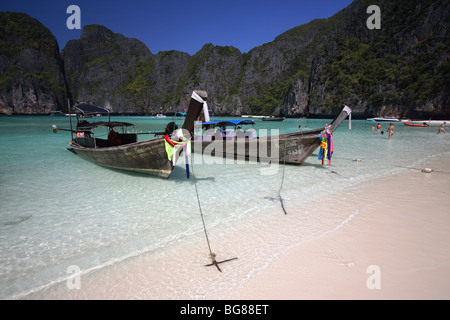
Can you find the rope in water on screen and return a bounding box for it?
[189,152,239,272]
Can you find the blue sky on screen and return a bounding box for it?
[1,0,353,55]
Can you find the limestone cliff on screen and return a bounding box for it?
[0,12,68,114]
[1,0,449,118]
[282,0,449,118]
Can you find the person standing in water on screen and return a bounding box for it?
[437,122,446,134]
[388,123,394,139]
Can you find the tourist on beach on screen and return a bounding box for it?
[437,122,446,134]
[297,125,302,131]
[388,123,394,139]
[377,123,381,132]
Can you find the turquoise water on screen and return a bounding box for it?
[0,115,449,299]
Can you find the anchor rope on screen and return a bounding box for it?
[190,152,215,261]
[277,139,288,215]
[276,129,306,214]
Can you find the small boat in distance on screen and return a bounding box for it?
[367,117,400,122]
[404,122,429,127]
[155,114,167,118]
[262,116,285,121]
[241,115,264,118]
[49,110,65,116]
[53,91,208,179]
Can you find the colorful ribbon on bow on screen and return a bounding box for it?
[318,124,333,165]
[164,128,191,178]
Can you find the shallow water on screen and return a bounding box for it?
[0,115,449,299]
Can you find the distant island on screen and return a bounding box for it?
[0,0,449,118]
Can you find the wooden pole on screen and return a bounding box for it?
[52,125,76,133]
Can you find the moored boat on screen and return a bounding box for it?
[191,106,351,165]
[53,90,208,178]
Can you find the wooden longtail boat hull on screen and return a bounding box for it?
[192,106,351,165]
[66,90,207,178]
[69,137,173,178]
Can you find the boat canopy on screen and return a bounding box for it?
[75,103,109,116]
[76,121,135,130]
[200,119,255,127]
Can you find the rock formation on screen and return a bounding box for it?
[1,0,448,118]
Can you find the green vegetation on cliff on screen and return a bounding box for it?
[1,0,448,117]
[0,12,68,114]
[0,12,57,57]
[314,0,449,116]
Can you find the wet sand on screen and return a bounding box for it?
[232,156,450,299]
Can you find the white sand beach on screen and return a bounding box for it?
[233,156,450,300]
[31,155,450,300]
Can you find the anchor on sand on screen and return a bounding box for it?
[204,253,238,272]
[191,154,237,273]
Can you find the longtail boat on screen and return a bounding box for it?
[53,90,208,178]
[191,106,351,165]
